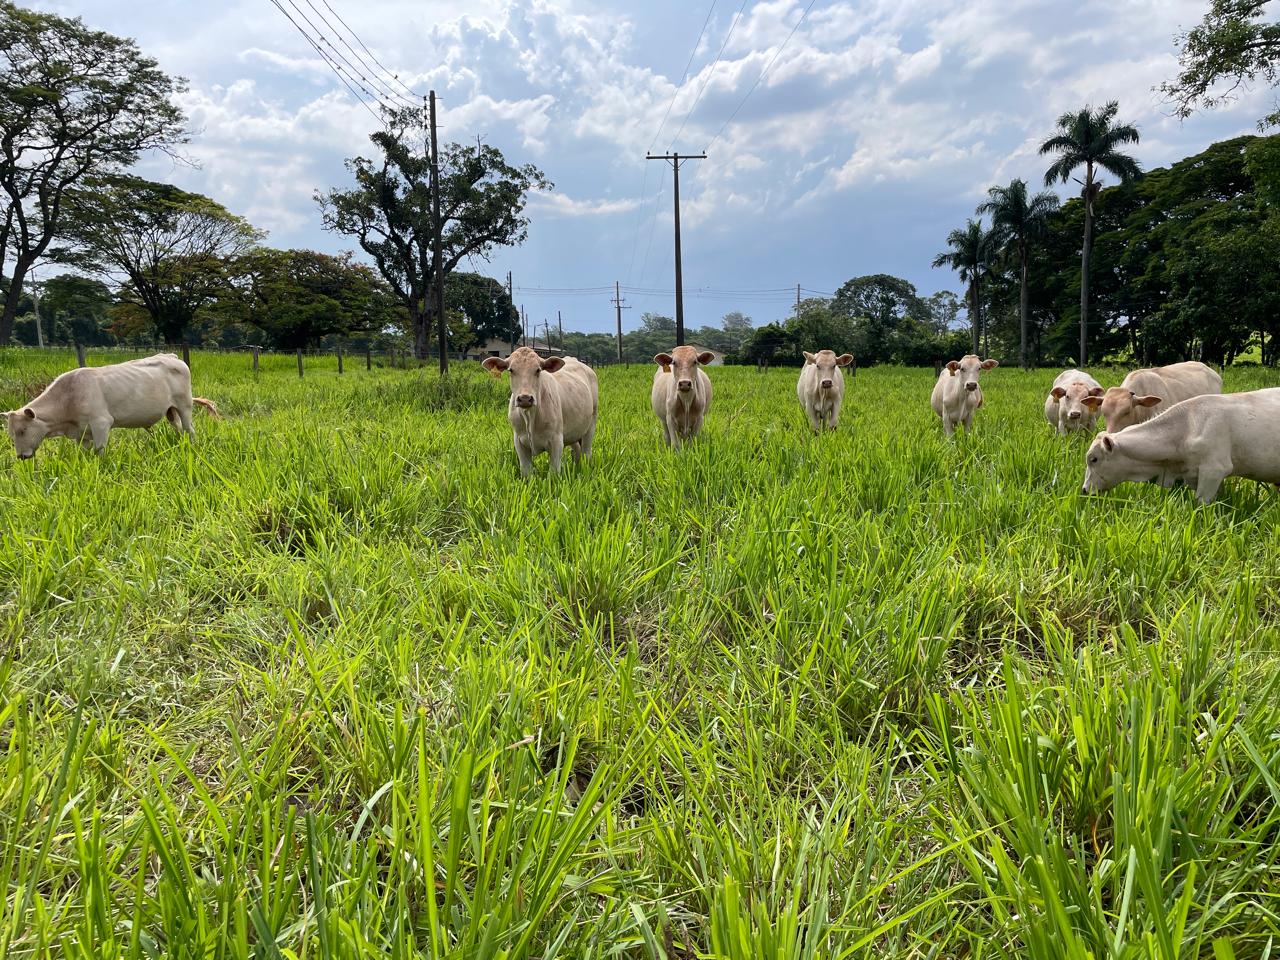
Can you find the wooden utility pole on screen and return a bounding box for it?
[646,152,705,346]
[557,310,563,348]
[612,281,630,363]
[507,271,517,352]
[521,306,527,346]
[429,91,448,374]
[796,283,801,318]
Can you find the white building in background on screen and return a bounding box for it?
[685,343,725,366]
[463,337,566,362]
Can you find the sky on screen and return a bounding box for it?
[33,0,1276,333]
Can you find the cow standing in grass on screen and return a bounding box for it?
[482,347,598,476]
[930,355,997,437]
[1082,388,1280,503]
[1082,361,1222,433]
[3,353,219,459]
[796,350,853,433]
[1045,369,1103,435]
[652,346,714,448]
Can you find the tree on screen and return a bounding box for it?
[1163,1,1280,128]
[932,220,994,355]
[787,298,856,359]
[1040,101,1141,365]
[18,272,112,345]
[316,106,550,363]
[977,179,1060,369]
[832,274,930,365]
[446,272,519,350]
[0,2,186,344]
[229,248,401,350]
[64,176,262,343]
[739,322,794,368]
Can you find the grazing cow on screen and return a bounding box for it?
[930,354,998,437]
[1044,369,1103,435]
[1082,388,1280,504]
[1082,361,1222,433]
[796,350,853,432]
[652,346,715,448]
[3,353,219,460]
[482,347,598,476]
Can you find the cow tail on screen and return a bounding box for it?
[193,397,222,419]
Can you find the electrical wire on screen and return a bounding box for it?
[319,0,424,101]
[667,0,750,151]
[649,1,719,153]
[301,0,418,108]
[267,0,386,123]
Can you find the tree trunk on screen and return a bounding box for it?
[0,255,31,346]
[970,280,980,355]
[1079,170,1094,367]
[1019,244,1029,370]
[412,305,430,361]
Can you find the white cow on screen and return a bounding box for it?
[482,346,598,476]
[796,349,853,432]
[1081,361,1222,433]
[1082,388,1280,503]
[930,354,998,437]
[1044,369,1103,435]
[652,345,714,448]
[3,353,219,459]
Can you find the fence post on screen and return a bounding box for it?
[75,343,86,367]
[365,347,372,371]
[182,342,190,368]
[934,359,943,378]
[337,344,344,375]
[297,349,304,378]
[252,345,260,375]
[850,357,856,378]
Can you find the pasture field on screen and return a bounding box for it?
[3,348,1280,959]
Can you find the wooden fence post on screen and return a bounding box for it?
[337,344,344,374]
[181,342,190,368]
[365,347,372,371]
[934,359,943,378]
[75,343,86,367]
[850,357,856,378]
[297,349,304,378]
[252,346,260,375]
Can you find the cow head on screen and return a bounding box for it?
[1081,432,1154,495]
[803,349,853,390]
[1051,381,1105,429]
[655,345,715,394]
[946,354,998,392]
[1084,387,1161,433]
[3,407,48,460]
[483,347,564,409]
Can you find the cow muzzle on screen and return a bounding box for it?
[515,394,535,408]
[1067,410,1081,420]
[677,379,692,393]
[17,452,32,460]
[820,379,833,389]
[965,381,978,391]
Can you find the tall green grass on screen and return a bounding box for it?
[2,347,1279,957]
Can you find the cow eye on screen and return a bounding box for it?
[1088,456,1097,464]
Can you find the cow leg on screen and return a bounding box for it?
[514,436,535,477]
[570,439,583,464]
[87,419,112,454]
[547,435,564,474]
[173,402,196,440]
[1195,465,1229,504]
[941,414,955,438]
[579,420,596,461]
[806,409,824,434]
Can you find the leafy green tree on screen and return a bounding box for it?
[446,272,519,350]
[739,322,795,368]
[1163,1,1280,128]
[63,176,261,343]
[1040,101,1141,364]
[230,248,401,350]
[832,274,930,364]
[316,106,549,363]
[18,273,112,345]
[932,220,994,355]
[0,2,186,343]
[978,179,1060,369]
[786,298,855,359]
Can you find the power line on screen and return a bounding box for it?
[281,0,399,110]
[267,0,386,123]
[705,0,819,153]
[668,0,750,151]
[649,1,719,153]
[300,0,418,108]
[318,0,424,101]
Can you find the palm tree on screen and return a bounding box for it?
[932,219,994,356]
[977,179,1060,370]
[1039,101,1140,365]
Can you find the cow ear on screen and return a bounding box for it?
[541,356,565,373]
[1081,395,1103,410]
[481,357,508,376]
[1089,386,1105,396]
[836,354,853,366]
[1101,434,1114,452]
[946,361,960,375]
[1051,387,1067,400]
[654,353,672,373]
[802,351,816,364]
[981,359,998,370]
[22,408,34,419]
[1135,395,1162,407]
[696,351,715,365]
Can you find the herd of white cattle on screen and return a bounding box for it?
[4,348,1279,504]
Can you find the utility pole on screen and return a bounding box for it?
[521,306,527,346]
[428,91,447,374]
[29,266,43,348]
[507,271,516,352]
[557,309,563,349]
[611,281,630,363]
[647,151,705,346]
[796,283,801,318]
